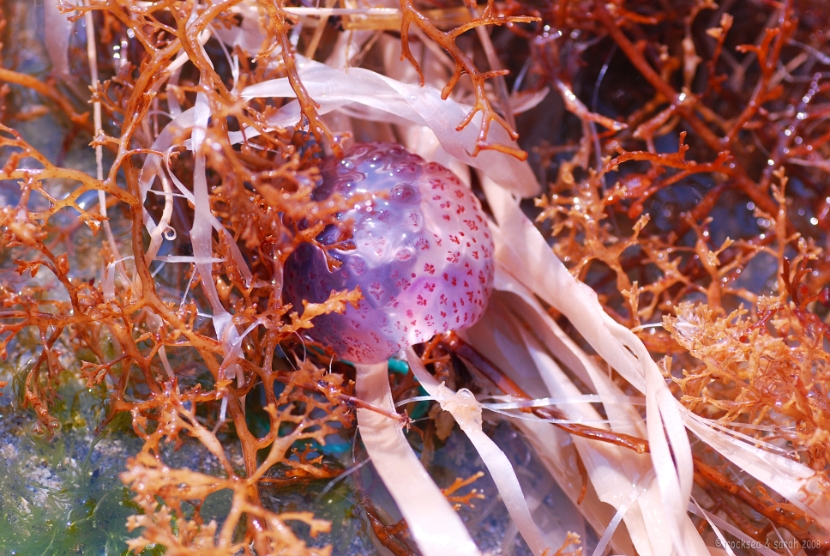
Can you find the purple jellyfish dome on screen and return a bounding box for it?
[284,142,495,364]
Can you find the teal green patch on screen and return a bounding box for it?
[0,364,153,555]
[387,358,410,375]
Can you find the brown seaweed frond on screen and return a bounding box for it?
[122,365,340,555]
[399,0,538,159]
[0,0,360,549]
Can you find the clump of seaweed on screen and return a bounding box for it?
[523,0,830,552]
[3,0,830,554]
[122,362,345,554]
[0,0,548,553]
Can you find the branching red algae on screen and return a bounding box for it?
[3,0,830,554]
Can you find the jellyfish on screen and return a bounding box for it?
[284,142,497,555]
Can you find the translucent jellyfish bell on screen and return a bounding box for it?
[284,143,495,364]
